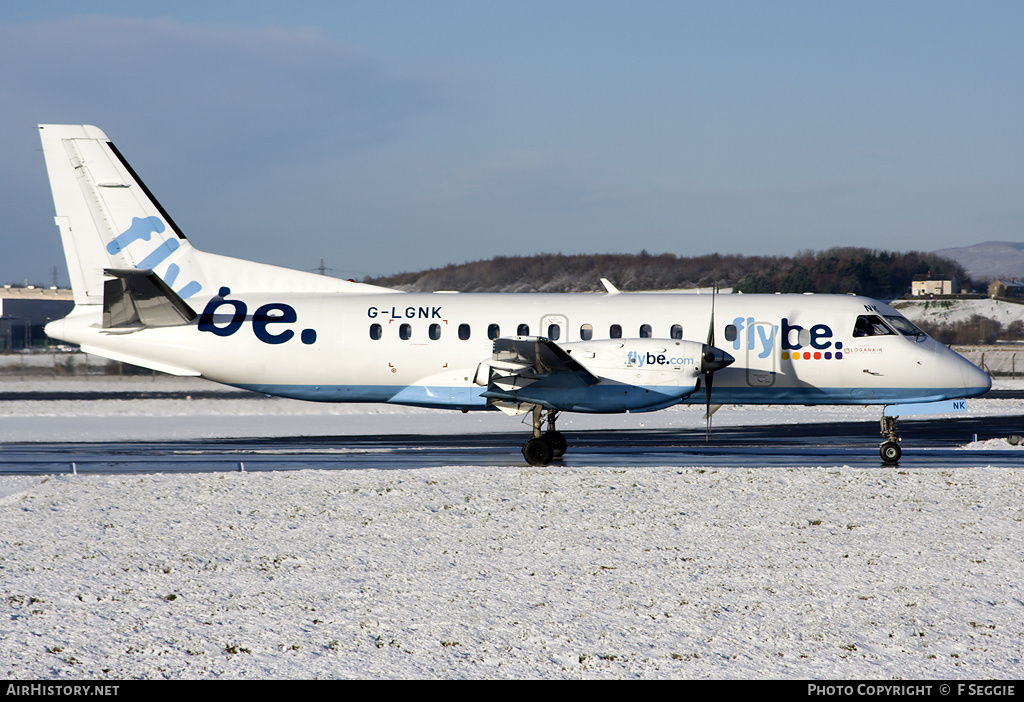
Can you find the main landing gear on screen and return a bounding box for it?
[880,414,901,464]
[522,406,566,466]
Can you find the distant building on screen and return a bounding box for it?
[988,279,1024,299]
[911,275,958,296]
[0,287,74,350]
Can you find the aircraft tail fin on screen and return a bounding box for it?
[38,125,204,306]
[38,124,394,307]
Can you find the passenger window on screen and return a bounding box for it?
[370,323,382,340]
[853,315,895,338]
[429,323,441,340]
[517,323,530,336]
[547,324,561,341]
[488,324,500,340]
[610,324,622,339]
[399,323,412,340]
[725,324,738,342]
[639,324,652,338]
[459,323,471,340]
[671,324,683,340]
[580,323,593,340]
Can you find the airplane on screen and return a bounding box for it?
[37,124,992,465]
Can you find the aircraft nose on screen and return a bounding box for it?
[960,355,992,397]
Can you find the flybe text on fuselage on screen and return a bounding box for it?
[198,288,318,345]
[729,317,843,360]
[625,350,695,367]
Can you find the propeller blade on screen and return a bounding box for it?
[701,347,735,440]
[704,283,717,441]
[705,369,713,441]
[706,283,716,348]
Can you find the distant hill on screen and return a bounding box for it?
[934,241,1024,282]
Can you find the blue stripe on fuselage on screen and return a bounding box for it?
[229,383,989,411]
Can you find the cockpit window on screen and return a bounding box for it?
[885,315,926,341]
[852,315,895,338]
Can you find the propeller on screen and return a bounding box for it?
[700,283,734,441]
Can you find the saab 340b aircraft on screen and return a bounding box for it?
[38,124,991,465]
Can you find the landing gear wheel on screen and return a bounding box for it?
[523,437,554,466]
[879,413,902,464]
[880,441,901,464]
[542,430,567,458]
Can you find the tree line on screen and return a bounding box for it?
[733,248,971,299]
[916,316,1024,345]
[365,247,972,298]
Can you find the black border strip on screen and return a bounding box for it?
[105,140,189,241]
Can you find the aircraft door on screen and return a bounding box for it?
[540,314,568,342]
[745,321,778,387]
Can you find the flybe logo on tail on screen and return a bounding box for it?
[107,216,165,254]
[109,217,202,299]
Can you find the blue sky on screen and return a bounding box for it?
[2,1,1022,286]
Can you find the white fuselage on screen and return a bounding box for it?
[48,288,992,412]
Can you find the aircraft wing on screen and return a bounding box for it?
[484,337,600,401]
[481,336,726,414]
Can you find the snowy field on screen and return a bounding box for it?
[893,297,1024,328]
[1,377,1023,679]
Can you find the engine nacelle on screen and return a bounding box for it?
[561,338,725,387]
[475,336,735,413]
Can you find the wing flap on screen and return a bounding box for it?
[491,337,600,386]
[482,337,600,407]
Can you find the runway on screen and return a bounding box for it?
[3,414,1022,473]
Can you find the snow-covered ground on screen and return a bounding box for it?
[1,377,1023,679]
[893,297,1024,327]
[890,298,1024,375]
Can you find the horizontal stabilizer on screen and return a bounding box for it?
[103,268,197,329]
[78,343,201,377]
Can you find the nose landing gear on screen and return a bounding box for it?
[880,414,901,463]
